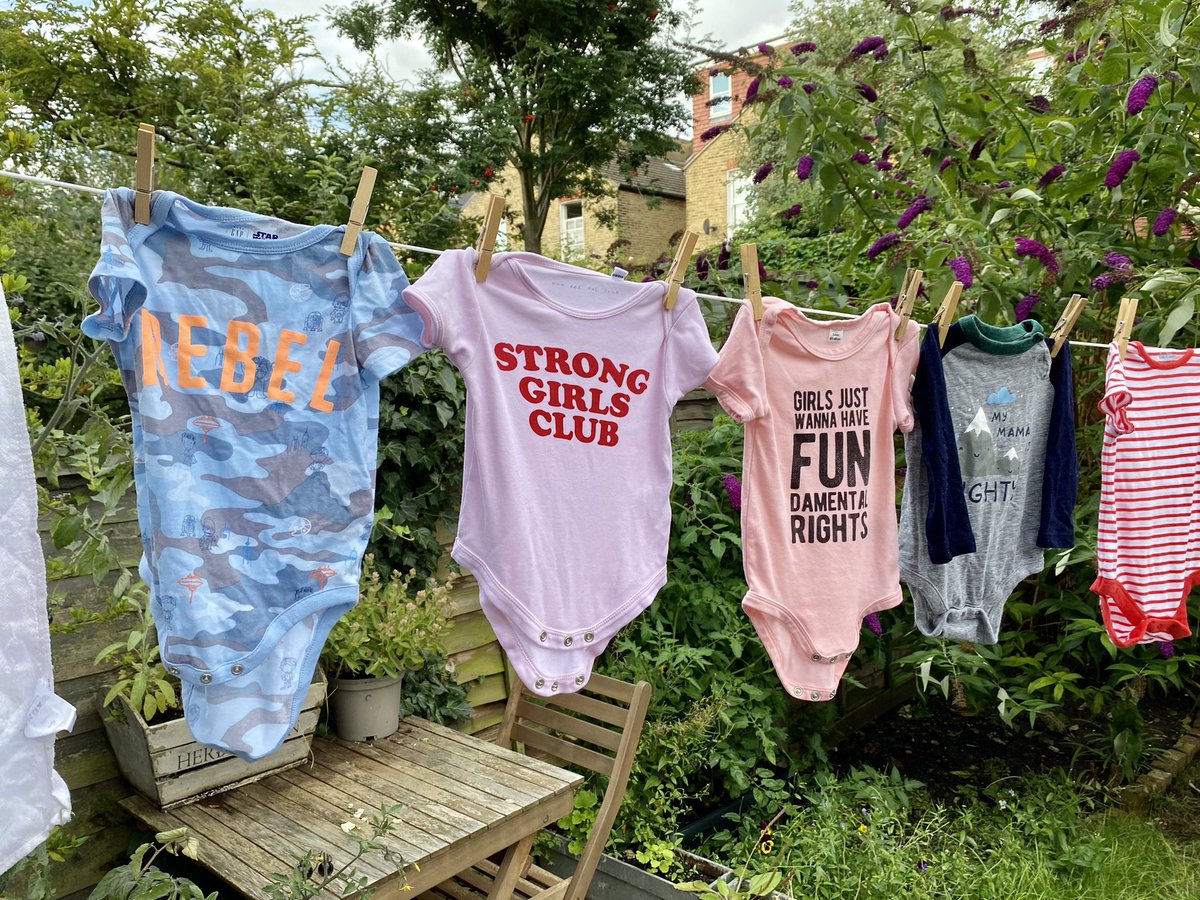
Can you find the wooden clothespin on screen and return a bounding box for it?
[740,243,764,321]
[1114,296,1138,360]
[475,194,506,283]
[1049,293,1086,359]
[339,166,378,256]
[894,268,923,341]
[134,123,156,225]
[664,231,699,310]
[934,280,963,347]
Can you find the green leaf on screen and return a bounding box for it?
[1046,119,1077,137]
[1010,188,1041,203]
[1159,294,1195,345]
[923,74,946,108]
[1160,3,1180,47]
[50,514,82,550]
[748,871,783,896]
[710,538,725,561]
[989,207,1013,227]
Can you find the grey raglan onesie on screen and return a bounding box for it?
[898,316,1078,643]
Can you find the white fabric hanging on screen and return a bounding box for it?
[0,284,76,874]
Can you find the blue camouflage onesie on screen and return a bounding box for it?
[82,188,423,760]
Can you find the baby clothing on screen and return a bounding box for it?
[82,188,423,760]
[0,285,76,874]
[403,249,717,696]
[1094,341,1200,646]
[705,300,919,700]
[899,316,1077,643]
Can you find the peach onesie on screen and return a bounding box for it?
[706,300,919,700]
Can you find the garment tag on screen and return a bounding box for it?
[829,330,844,343]
[611,267,629,280]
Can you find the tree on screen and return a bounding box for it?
[332,0,699,254]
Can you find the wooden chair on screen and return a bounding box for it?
[422,672,653,900]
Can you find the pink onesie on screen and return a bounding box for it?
[706,300,919,700]
[403,250,717,696]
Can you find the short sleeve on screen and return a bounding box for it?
[82,189,147,343]
[662,289,719,406]
[1098,345,1134,434]
[891,323,921,433]
[704,303,766,422]
[401,249,483,370]
[350,235,426,380]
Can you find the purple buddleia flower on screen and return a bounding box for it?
[695,253,710,282]
[863,613,883,635]
[717,241,731,270]
[721,473,742,511]
[922,146,935,156]
[852,36,887,57]
[802,82,817,94]
[1126,75,1158,116]
[777,75,794,89]
[867,232,901,260]
[876,160,894,171]
[1037,164,1066,189]
[1105,252,1133,271]
[1104,149,1140,189]
[970,131,992,160]
[949,255,973,287]
[804,279,819,289]
[1015,293,1040,321]
[863,134,877,142]
[1153,208,1178,236]
[851,151,871,165]
[757,259,768,282]
[873,44,889,60]
[1039,17,1061,33]
[857,81,879,102]
[996,180,1011,188]
[753,162,774,184]
[792,41,817,55]
[1159,640,1176,659]
[1091,272,1114,291]
[758,42,775,56]
[897,195,932,229]
[745,77,762,104]
[781,203,803,221]
[1027,95,1051,114]
[1015,237,1059,273]
[939,157,954,174]
[796,155,814,181]
[700,125,728,142]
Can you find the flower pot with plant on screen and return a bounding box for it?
[319,554,453,741]
[96,593,326,808]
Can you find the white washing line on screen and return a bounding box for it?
[2,168,1113,350]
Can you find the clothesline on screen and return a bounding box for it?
[1,168,1113,350]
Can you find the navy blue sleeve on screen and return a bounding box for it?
[914,325,976,563]
[1037,340,1078,548]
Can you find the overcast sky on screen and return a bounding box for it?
[247,0,796,130]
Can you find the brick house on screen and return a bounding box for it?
[459,146,688,266]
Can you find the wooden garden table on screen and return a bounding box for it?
[121,717,583,900]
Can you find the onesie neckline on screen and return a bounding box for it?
[958,315,1045,355]
[132,188,339,254]
[1128,341,1197,369]
[499,252,667,319]
[773,301,892,359]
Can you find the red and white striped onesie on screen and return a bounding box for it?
[1094,341,1200,646]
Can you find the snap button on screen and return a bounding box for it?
[550,682,559,692]
[200,674,213,684]
[794,686,803,696]
[811,653,821,661]
[810,691,820,700]
[539,631,547,642]
[575,675,585,685]
[584,632,594,642]
[231,664,244,675]
[535,678,545,688]
[167,666,181,676]
[563,636,573,647]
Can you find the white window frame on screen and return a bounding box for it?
[726,171,751,237]
[710,72,732,119]
[560,200,584,258]
[495,216,509,252]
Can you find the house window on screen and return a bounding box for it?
[710,72,732,119]
[727,171,751,236]
[561,200,584,258]
[495,216,509,252]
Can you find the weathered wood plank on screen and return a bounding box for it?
[511,724,614,777]
[406,719,580,785]
[267,764,454,857]
[50,615,139,683]
[55,727,120,791]
[441,611,496,656]
[451,644,505,683]
[394,721,565,793]
[464,673,506,707]
[515,700,622,752]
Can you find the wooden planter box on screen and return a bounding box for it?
[100,671,326,808]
